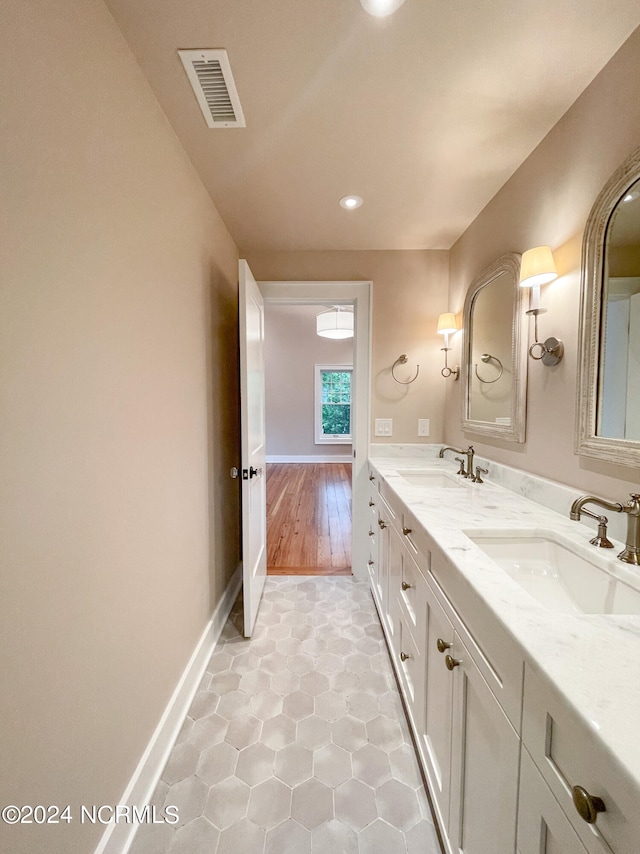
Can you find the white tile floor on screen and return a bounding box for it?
[130,577,443,854]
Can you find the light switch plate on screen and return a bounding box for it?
[418,418,430,437]
[374,418,393,437]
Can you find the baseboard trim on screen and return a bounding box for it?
[95,564,243,854]
[266,455,352,463]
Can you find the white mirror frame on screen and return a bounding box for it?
[576,144,640,466]
[461,253,527,443]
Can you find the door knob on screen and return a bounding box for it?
[230,467,239,479]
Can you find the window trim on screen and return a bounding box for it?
[314,364,353,444]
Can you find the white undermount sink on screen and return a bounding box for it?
[465,531,640,615]
[397,469,463,488]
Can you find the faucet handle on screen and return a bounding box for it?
[473,466,488,484]
[590,516,615,549]
[454,456,467,476]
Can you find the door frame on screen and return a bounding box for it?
[259,280,372,580]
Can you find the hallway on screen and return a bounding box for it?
[267,464,352,576]
[130,577,441,853]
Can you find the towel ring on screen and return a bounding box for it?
[391,354,420,385]
[474,353,503,384]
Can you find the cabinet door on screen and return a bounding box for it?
[386,526,403,657]
[518,748,588,854]
[420,582,456,831]
[449,635,520,854]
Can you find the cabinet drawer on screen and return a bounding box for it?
[394,615,425,731]
[397,505,431,574]
[518,747,588,854]
[378,479,401,533]
[523,663,640,854]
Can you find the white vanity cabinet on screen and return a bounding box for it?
[376,490,523,854]
[521,664,640,854]
[420,551,521,854]
[366,467,396,616]
[367,461,640,854]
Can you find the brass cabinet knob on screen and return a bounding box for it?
[572,785,606,825]
[369,474,375,481]
[401,581,412,591]
[378,519,387,529]
[368,529,375,537]
[445,654,460,671]
[369,500,375,507]
[436,638,452,653]
[402,526,412,536]
[367,559,374,566]
[400,651,411,662]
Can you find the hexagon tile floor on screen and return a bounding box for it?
[130,577,443,854]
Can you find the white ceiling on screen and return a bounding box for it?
[105,0,640,252]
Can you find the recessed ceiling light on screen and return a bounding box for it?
[340,195,363,210]
[359,0,407,18]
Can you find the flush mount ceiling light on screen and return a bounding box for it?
[359,0,407,17]
[339,195,363,210]
[316,307,354,339]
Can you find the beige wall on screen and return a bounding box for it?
[445,26,640,499]
[0,2,239,852]
[265,305,353,457]
[246,251,450,445]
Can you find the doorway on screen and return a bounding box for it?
[258,280,372,582]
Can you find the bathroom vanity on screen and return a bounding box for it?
[365,449,640,854]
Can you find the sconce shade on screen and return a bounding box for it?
[316,307,354,339]
[519,246,558,288]
[437,313,458,335]
[360,0,407,17]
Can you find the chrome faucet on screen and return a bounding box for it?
[570,493,640,565]
[439,445,475,479]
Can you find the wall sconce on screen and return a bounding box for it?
[519,246,564,366]
[437,313,460,380]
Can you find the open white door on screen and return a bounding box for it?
[239,260,267,636]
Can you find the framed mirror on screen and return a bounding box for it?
[461,253,527,443]
[576,145,640,466]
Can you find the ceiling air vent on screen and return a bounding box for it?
[178,49,246,128]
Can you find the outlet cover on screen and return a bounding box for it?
[375,418,393,437]
[418,419,430,437]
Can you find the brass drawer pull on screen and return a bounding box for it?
[445,654,460,671]
[400,652,411,662]
[402,526,412,536]
[401,581,412,591]
[572,786,606,825]
[436,638,451,653]
[378,519,387,529]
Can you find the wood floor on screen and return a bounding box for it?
[266,462,352,576]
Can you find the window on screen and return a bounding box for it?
[315,365,353,444]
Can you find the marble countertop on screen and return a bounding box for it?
[368,453,640,794]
